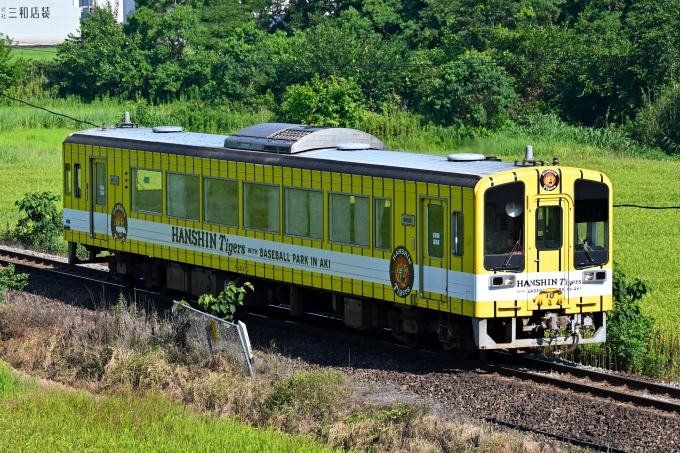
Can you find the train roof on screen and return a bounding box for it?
[65,124,520,189]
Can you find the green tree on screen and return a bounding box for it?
[56,7,148,99]
[269,8,413,109]
[0,34,23,92]
[126,5,213,101]
[204,23,275,102]
[420,50,518,129]
[280,75,366,126]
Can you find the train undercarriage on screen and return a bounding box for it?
[73,246,605,355]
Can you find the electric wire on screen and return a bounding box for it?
[0,91,99,127]
[613,204,680,209]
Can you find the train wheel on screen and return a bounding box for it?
[405,334,420,349]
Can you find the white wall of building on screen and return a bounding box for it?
[0,0,133,46]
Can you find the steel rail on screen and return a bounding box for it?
[509,354,680,401]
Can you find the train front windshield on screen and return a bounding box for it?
[574,179,609,268]
[484,182,525,272]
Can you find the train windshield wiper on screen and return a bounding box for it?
[578,237,594,263]
[494,230,522,271]
[577,237,601,268]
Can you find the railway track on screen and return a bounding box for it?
[2,246,677,452]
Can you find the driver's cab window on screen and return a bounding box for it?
[574,179,609,268]
[484,182,525,271]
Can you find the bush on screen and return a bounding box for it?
[629,83,680,155]
[608,267,665,375]
[0,264,29,303]
[197,281,253,323]
[266,370,347,423]
[2,192,63,253]
[280,76,366,127]
[420,50,518,129]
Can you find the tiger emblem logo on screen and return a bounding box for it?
[110,203,128,242]
[389,246,414,298]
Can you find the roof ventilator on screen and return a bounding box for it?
[223,123,386,154]
[447,153,485,162]
[152,126,183,133]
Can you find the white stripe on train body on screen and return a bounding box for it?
[64,208,610,303]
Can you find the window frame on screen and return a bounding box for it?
[94,161,107,207]
[73,163,81,199]
[328,191,371,249]
[166,171,201,221]
[535,205,563,251]
[451,211,464,257]
[283,186,324,241]
[373,197,392,251]
[64,163,72,197]
[130,167,163,215]
[203,176,239,227]
[242,181,281,234]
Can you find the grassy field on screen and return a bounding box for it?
[0,362,333,453]
[12,47,57,61]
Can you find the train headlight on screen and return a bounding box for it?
[489,275,516,288]
[583,270,607,283]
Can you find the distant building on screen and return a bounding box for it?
[1,0,134,46]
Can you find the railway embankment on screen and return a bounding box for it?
[0,268,584,453]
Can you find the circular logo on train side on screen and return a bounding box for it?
[540,169,560,191]
[111,203,128,242]
[389,246,414,298]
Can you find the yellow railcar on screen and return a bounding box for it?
[62,122,611,353]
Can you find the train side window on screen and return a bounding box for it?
[64,163,72,196]
[452,211,463,256]
[204,178,238,226]
[427,203,444,258]
[244,182,280,233]
[74,163,81,198]
[329,193,369,247]
[132,169,162,214]
[95,162,107,206]
[285,188,323,239]
[167,173,200,221]
[374,198,391,250]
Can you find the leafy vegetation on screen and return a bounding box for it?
[3,1,680,154]
[3,192,63,253]
[0,264,29,304]
[197,281,254,323]
[607,268,662,375]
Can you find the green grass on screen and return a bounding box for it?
[0,362,333,453]
[0,128,70,228]
[12,47,58,61]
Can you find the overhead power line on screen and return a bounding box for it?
[0,91,99,127]
[614,204,680,210]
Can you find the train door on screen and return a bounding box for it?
[89,158,109,240]
[527,196,571,309]
[420,198,448,302]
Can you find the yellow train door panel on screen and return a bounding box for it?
[89,158,109,242]
[527,196,571,310]
[420,197,448,303]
